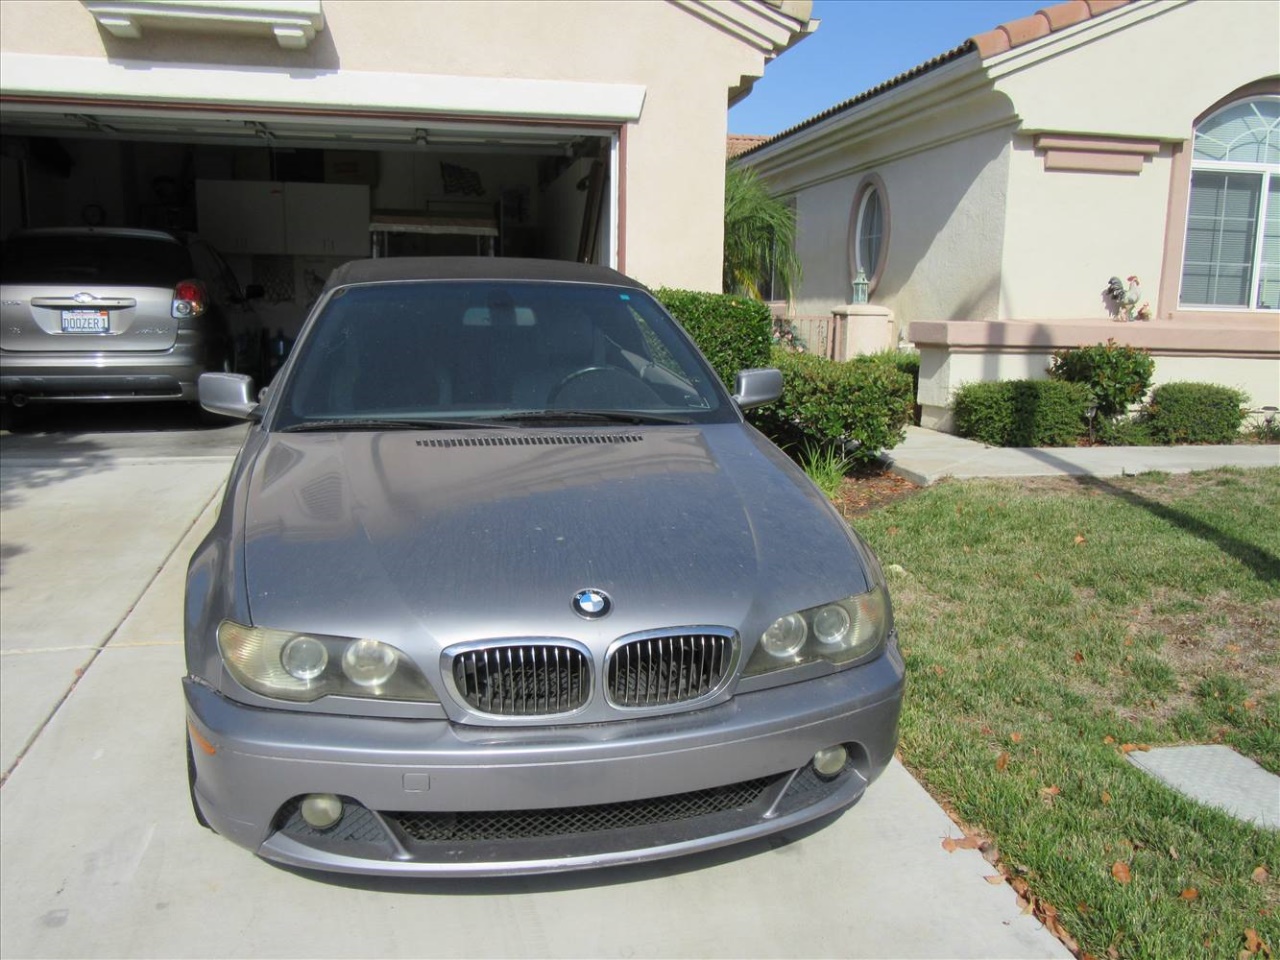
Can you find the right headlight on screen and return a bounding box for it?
[217,621,438,703]
[745,585,889,676]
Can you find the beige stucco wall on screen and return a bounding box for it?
[789,126,1013,330]
[989,0,1280,141]
[997,138,1178,320]
[0,0,780,291]
[990,0,1280,322]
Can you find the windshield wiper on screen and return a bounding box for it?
[489,409,693,426]
[279,417,515,433]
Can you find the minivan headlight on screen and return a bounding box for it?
[745,585,889,676]
[217,621,438,703]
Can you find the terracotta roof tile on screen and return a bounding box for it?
[1042,0,1091,30]
[735,0,1131,160]
[1002,11,1053,46]
[726,134,770,158]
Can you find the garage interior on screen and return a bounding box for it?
[0,109,615,337]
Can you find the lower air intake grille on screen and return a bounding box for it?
[450,643,590,716]
[606,632,737,707]
[386,776,775,842]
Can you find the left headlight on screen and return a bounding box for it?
[217,621,439,703]
[745,585,890,676]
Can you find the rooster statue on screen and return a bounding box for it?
[1106,275,1142,321]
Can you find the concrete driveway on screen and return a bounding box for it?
[0,408,1069,959]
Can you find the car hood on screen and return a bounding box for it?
[240,425,871,650]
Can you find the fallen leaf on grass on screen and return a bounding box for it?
[996,751,1009,771]
[1170,846,1179,860]
[1181,888,1199,900]
[1226,643,1243,653]
[1010,732,1023,743]
[1244,699,1257,711]
[1243,928,1272,957]
[1112,861,1132,884]
[1103,735,1115,744]
[1073,650,1085,663]
[1119,743,1151,754]
[1074,534,1087,546]
[1101,791,1113,805]
[1252,866,1271,884]
[984,875,1004,885]
[932,664,946,676]
[1108,948,1120,960]
[1040,785,1061,804]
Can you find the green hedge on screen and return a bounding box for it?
[953,379,1091,447]
[1048,340,1154,419]
[751,347,914,462]
[1142,382,1248,444]
[653,288,772,390]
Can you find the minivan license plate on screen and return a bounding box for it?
[61,309,110,333]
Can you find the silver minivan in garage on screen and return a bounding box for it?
[0,227,261,418]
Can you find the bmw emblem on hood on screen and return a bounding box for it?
[572,588,611,619]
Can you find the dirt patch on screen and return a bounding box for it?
[836,464,921,518]
[1135,592,1279,705]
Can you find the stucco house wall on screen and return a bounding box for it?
[739,0,1280,430]
[0,0,813,292]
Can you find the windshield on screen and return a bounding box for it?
[270,280,736,430]
[1,235,193,286]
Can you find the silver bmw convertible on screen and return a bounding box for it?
[184,257,904,876]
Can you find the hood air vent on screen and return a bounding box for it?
[417,434,643,448]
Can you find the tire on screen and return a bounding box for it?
[187,735,213,831]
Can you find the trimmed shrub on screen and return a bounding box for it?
[751,347,913,461]
[1142,382,1248,444]
[865,348,922,425]
[1094,416,1156,447]
[653,288,772,390]
[1048,339,1155,419]
[953,380,1091,447]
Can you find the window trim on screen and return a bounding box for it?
[1158,80,1280,320]
[847,174,889,297]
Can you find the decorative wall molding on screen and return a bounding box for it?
[1032,132,1162,173]
[82,1,325,50]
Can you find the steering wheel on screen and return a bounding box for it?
[546,365,663,408]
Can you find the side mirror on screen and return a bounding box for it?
[199,372,260,421]
[243,284,265,300]
[732,367,784,410]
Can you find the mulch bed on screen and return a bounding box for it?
[835,464,921,518]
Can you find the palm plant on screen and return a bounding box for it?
[723,164,802,302]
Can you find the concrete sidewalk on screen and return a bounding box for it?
[883,426,1280,485]
[0,445,1071,959]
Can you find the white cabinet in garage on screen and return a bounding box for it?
[196,180,369,256]
[196,180,286,254]
[283,182,369,256]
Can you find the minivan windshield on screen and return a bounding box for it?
[271,280,737,430]
[1,235,193,286]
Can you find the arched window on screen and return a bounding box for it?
[848,175,889,294]
[1179,96,1280,310]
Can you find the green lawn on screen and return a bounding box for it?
[852,468,1280,959]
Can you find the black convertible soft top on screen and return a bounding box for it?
[324,257,646,292]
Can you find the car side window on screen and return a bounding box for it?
[189,241,240,302]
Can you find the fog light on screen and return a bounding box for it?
[813,745,848,778]
[300,793,343,830]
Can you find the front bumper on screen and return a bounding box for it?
[185,644,904,876]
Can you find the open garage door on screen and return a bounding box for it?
[0,106,619,337]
